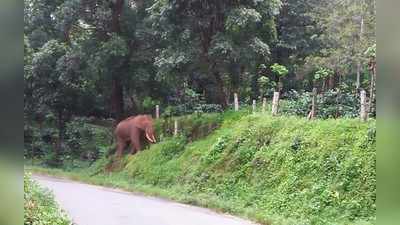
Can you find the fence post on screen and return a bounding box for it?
[252,100,256,113]
[308,88,317,120]
[155,105,160,119]
[174,119,178,136]
[271,92,280,116]
[360,89,368,122]
[234,93,239,111]
[262,97,267,113]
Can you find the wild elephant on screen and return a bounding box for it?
[114,114,157,157]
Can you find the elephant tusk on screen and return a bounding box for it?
[146,133,154,143]
[151,135,157,143]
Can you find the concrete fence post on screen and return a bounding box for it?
[360,89,368,122]
[262,97,267,113]
[234,93,239,111]
[174,119,178,136]
[272,92,280,116]
[155,105,160,119]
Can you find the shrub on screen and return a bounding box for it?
[281,89,360,119]
[64,117,111,163]
[155,113,223,141]
[24,117,112,167]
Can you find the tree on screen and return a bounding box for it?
[313,67,334,92]
[365,43,376,115]
[270,63,288,91]
[149,0,281,107]
[29,40,91,165]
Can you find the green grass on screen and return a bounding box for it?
[24,173,72,225]
[27,112,376,225]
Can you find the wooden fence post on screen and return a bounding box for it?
[360,89,368,122]
[308,88,317,120]
[174,119,178,136]
[234,93,239,111]
[155,105,160,119]
[252,100,256,113]
[272,92,280,116]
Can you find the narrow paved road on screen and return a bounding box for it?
[33,175,259,225]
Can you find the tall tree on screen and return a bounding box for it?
[149,0,281,107]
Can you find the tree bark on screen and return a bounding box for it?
[368,59,376,114]
[55,110,65,166]
[213,69,228,108]
[111,76,124,122]
[111,0,124,33]
[110,0,125,122]
[356,7,364,90]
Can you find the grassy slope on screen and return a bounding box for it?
[125,112,376,225]
[28,112,376,225]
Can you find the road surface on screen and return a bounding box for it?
[33,175,259,225]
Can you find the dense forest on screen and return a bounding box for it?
[24,0,376,163]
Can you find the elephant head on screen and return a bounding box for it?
[132,115,157,143]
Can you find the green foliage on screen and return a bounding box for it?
[126,137,187,186]
[123,113,375,225]
[64,118,111,162]
[162,88,223,117]
[314,67,333,81]
[25,117,111,167]
[281,89,360,119]
[258,75,276,97]
[24,173,71,225]
[142,97,160,113]
[364,44,376,58]
[270,63,289,77]
[155,113,223,141]
[24,0,376,131]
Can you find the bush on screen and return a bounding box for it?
[24,117,112,167]
[64,117,111,163]
[162,87,223,117]
[281,89,361,119]
[155,113,223,141]
[24,173,71,225]
[162,104,223,117]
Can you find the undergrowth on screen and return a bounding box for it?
[126,114,376,225]
[28,112,376,225]
[24,173,71,225]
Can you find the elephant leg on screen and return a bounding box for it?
[115,137,126,158]
[130,127,141,154]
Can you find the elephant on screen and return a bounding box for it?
[114,114,157,157]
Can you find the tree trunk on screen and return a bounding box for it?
[110,0,125,122]
[369,59,376,114]
[356,62,362,89]
[111,76,124,122]
[213,69,228,108]
[111,0,124,33]
[55,110,65,166]
[328,74,336,89]
[335,72,342,118]
[356,7,364,90]
[308,88,317,120]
